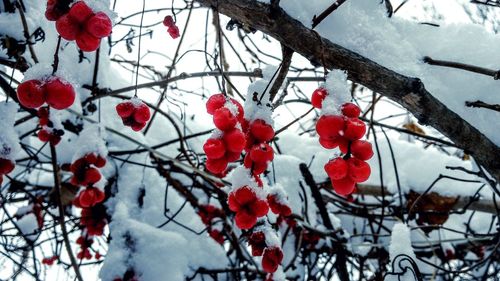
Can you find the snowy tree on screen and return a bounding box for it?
[0,0,499,280]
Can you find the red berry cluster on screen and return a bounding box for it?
[69,153,106,207]
[17,77,75,110]
[76,236,93,260]
[37,107,65,145]
[55,1,112,52]
[41,255,59,266]
[80,203,107,236]
[203,93,245,175]
[0,157,15,185]
[116,100,151,131]
[242,119,275,177]
[267,192,292,217]
[162,15,180,39]
[45,0,71,21]
[228,186,268,230]
[248,231,284,274]
[312,88,373,195]
[197,204,225,244]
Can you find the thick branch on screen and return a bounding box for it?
[194,0,500,182]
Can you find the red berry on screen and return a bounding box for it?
[0,158,15,174]
[168,26,180,39]
[133,103,151,123]
[208,229,225,244]
[68,1,94,24]
[343,118,366,140]
[228,186,269,229]
[17,80,46,108]
[244,154,267,175]
[95,156,107,168]
[223,129,246,153]
[45,77,76,110]
[213,107,237,131]
[56,14,80,40]
[76,31,101,52]
[250,119,274,142]
[130,121,146,132]
[206,157,228,174]
[85,12,112,38]
[249,231,266,256]
[116,102,134,118]
[38,129,51,142]
[331,177,356,196]
[262,247,283,273]
[351,140,373,161]
[225,151,240,162]
[315,115,344,139]
[341,103,361,118]
[163,15,174,27]
[324,157,348,180]
[347,158,371,183]
[203,138,226,159]
[206,93,226,115]
[311,88,328,109]
[250,143,274,163]
[267,194,292,217]
[78,187,105,207]
[84,167,102,185]
[319,136,341,149]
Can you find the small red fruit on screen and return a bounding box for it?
[341,103,361,118]
[343,118,366,140]
[56,14,79,40]
[206,157,228,174]
[228,186,269,229]
[168,26,180,39]
[223,129,246,153]
[203,138,226,159]
[76,31,101,52]
[316,115,344,139]
[133,103,151,123]
[249,143,274,163]
[0,158,15,175]
[311,88,328,109]
[68,1,94,23]
[116,102,134,118]
[85,12,113,38]
[45,77,76,110]
[347,158,371,183]
[331,177,356,196]
[351,140,373,161]
[262,247,283,273]
[213,107,237,131]
[17,80,46,108]
[206,93,226,115]
[324,157,348,180]
[250,119,274,142]
[163,15,175,27]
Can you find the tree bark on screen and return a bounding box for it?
[194,0,500,182]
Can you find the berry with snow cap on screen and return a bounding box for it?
[55,1,112,52]
[228,186,268,230]
[116,100,151,131]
